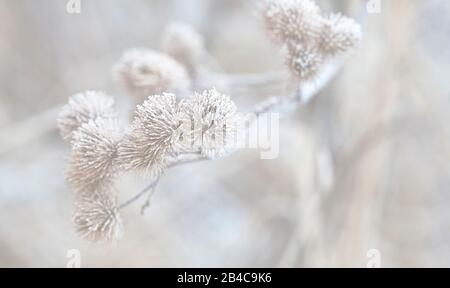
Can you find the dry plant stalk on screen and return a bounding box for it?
[57,0,362,242]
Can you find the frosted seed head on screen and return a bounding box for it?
[57,91,117,143]
[318,13,362,56]
[260,0,322,47]
[114,49,191,104]
[66,118,123,194]
[161,22,205,77]
[73,189,123,243]
[260,0,362,80]
[179,89,238,159]
[117,93,180,179]
[286,44,323,81]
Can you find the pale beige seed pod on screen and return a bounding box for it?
[73,189,123,242]
[117,93,180,179]
[57,91,117,143]
[114,49,191,104]
[161,22,205,78]
[66,118,123,194]
[260,0,362,81]
[260,0,322,47]
[317,13,362,57]
[178,89,239,159]
[286,44,323,81]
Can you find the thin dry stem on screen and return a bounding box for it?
[118,177,160,211]
[118,152,207,210]
[118,61,341,212]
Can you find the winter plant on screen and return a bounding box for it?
[57,0,362,242]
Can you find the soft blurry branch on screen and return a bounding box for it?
[57,0,363,243]
[223,71,287,88]
[117,60,343,211]
[252,61,343,117]
[0,106,60,155]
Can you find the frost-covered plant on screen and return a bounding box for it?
[161,22,205,78]
[261,0,322,47]
[118,93,181,179]
[73,189,123,242]
[114,49,191,104]
[59,89,239,242]
[66,118,122,193]
[57,91,117,143]
[58,0,362,242]
[285,44,324,80]
[317,13,362,57]
[260,0,361,81]
[178,89,239,159]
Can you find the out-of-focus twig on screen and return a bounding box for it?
[118,60,344,212]
[118,176,160,211]
[118,152,208,211]
[223,70,287,88]
[0,106,61,155]
[253,60,343,117]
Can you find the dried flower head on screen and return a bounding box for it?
[118,93,180,178]
[57,91,117,143]
[73,189,123,242]
[317,13,362,56]
[260,0,322,47]
[286,44,323,81]
[179,89,238,159]
[260,0,362,81]
[114,49,191,104]
[161,22,205,77]
[66,118,123,193]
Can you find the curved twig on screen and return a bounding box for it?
[118,60,342,213]
[140,177,161,215]
[118,177,160,211]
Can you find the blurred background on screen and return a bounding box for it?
[0,0,449,267]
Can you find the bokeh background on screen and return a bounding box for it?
[0,0,449,267]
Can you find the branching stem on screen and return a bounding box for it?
[140,178,160,215]
[118,152,208,210]
[118,177,160,211]
[223,71,287,88]
[119,61,342,213]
